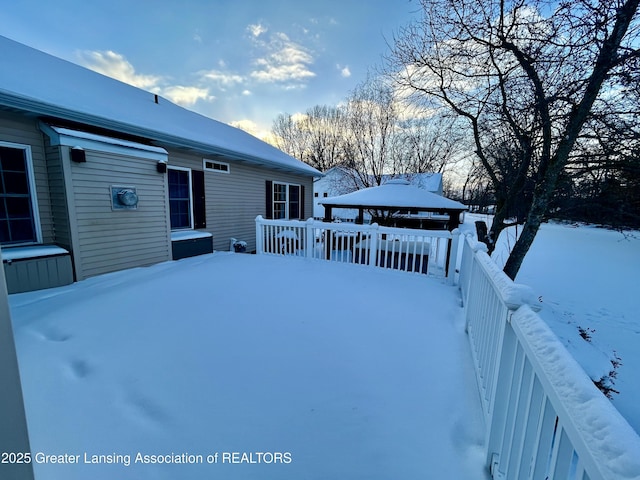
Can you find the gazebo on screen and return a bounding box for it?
[319,179,467,231]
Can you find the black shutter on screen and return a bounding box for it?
[300,185,305,219]
[265,180,273,219]
[192,169,206,228]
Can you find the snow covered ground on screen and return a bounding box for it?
[466,214,640,435]
[9,253,487,480]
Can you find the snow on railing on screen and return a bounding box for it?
[255,216,460,281]
[460,234,640,480]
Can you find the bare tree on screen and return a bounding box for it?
[271,105,347,172]
[271,113,309,165]
[388,0,640,279]
[398,114,467,175]
[341,75,402,189]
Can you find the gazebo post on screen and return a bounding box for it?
[323,206,333,223]
[356,208,364,225]
[323,206,332,260]
[445,238,453,276]
[446,212,459,231]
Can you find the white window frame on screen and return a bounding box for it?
[0,141,43,245]
[167,166,194,230]
[203,159,230,174]
[272,182,301,220]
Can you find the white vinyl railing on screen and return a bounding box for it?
[255,216,461,281]
[460,233,640,480]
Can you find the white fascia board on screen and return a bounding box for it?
[40,123,168,162]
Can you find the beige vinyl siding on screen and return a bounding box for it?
[43,139,72,250]
[0,111,54,244]
[69,149,170,279]
[168,149,313,252]
[210,164,313,252]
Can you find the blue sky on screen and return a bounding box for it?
[1,0,420,138]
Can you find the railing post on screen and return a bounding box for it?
[0,249,35,480]
[255,215,264,255]
[368,223,379,267]
[305,218,315,259]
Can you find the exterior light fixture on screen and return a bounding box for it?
[71,146,86,163]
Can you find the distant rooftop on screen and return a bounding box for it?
[320,179,465,211]
[315,167,443,195]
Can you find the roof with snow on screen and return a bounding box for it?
[315,167,443,194]
[403,172,443,194]
[0,35,320,177]
[320,179,466,211]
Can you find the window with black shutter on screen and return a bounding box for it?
[168,167,206,230]
[266,181,305,220]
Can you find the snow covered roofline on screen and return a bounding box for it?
[320,179,467,211]
[0,36,320,177]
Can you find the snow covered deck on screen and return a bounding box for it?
[9,253,487,480]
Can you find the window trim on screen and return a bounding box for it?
[0,141,43,245]
[203,159,230,174]
[167,166,194,231]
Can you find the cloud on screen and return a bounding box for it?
[200,70,245,89]
[77,50,161,90]
[79,50,215,107]
[229,119,273,142]
[248,23,268,37]
[163,86,214,106]
[249,32,315,85]
[338,64,351,78]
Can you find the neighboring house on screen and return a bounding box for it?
[0,36,320,293]
[313,166,444,220]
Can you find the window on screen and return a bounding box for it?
[272,182,288,219]
[168,167,206,230]
[0,143,40,245]
[168,168,191,229]
[203,159,230,173]
[289,185,300,219]
[265,181,305,220]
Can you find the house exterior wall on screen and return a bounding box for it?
[67,147,171,280]
[168,149,313,252]
[43,138,72,251]
[1,108,315,289]
[0,111,55,244]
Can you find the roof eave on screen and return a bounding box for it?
[320,202,467,212]
[0,91,320,177]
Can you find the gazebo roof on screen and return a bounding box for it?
[319,179,467,212]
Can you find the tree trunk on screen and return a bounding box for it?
[502,171,560,279]
[502,212,543,280]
